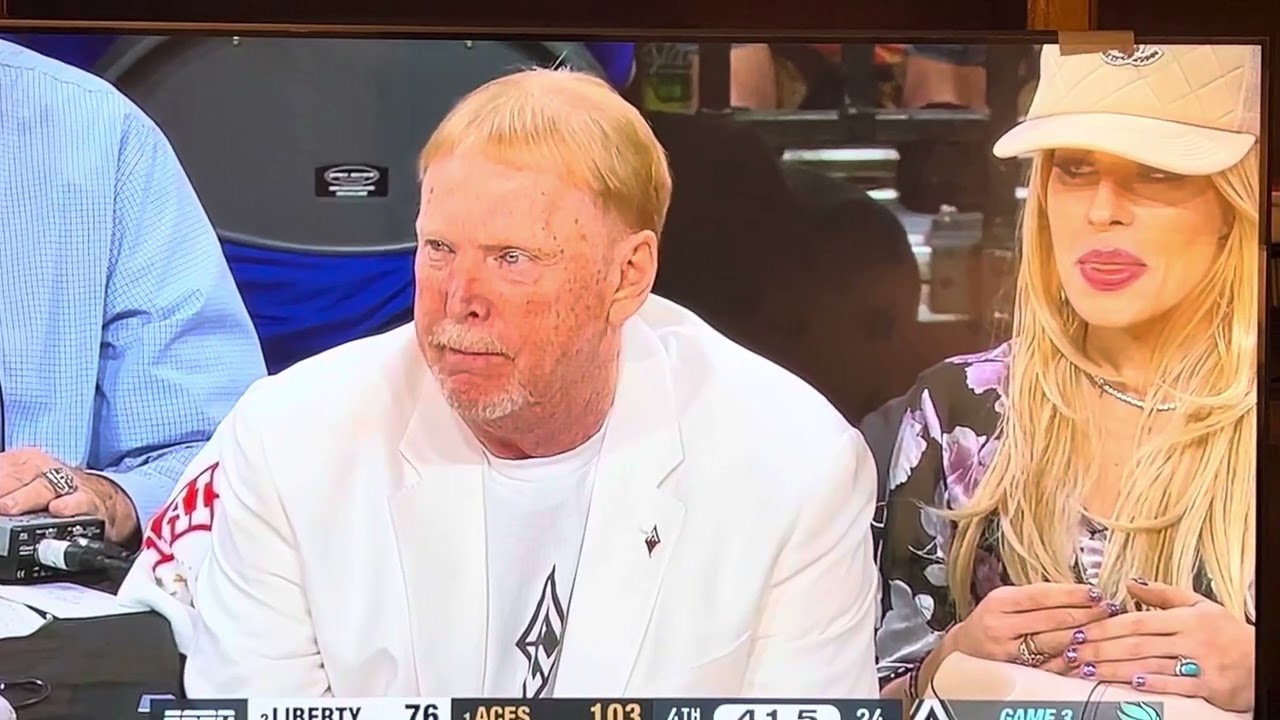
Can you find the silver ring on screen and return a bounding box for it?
[41,467,78,497]
[1174,656,1202,678]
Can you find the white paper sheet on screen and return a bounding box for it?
[0,582,146,620]
[0,596,50,639]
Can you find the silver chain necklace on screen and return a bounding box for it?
[1091,375,1179,412]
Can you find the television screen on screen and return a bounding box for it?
[0,31,1264,720]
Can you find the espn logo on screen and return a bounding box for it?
[148,699,246,720]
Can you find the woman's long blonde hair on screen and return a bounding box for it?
[947,146,1259,621]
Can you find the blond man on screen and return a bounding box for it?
[124,69,880,699]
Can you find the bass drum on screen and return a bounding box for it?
[97,36,606,253]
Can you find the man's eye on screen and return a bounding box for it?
[423,239,450,253]
[498,250,526,264]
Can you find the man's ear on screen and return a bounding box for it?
[607,229,658,325]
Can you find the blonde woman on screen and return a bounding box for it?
[874,43,1260,714]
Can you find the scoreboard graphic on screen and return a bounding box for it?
[151,699,898,720]
[149,698,1163,720]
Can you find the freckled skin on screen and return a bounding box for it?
[414,152,657,459]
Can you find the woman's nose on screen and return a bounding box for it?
[1085,180,1134,229]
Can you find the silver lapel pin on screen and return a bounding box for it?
[644,525,661,557]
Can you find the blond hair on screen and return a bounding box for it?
[419,68,672,238]
[948,146,1259,621]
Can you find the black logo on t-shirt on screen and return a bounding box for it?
[516,566,567,698]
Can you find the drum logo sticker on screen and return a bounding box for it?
[315,163,389,198]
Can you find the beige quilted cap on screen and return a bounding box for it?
[993,43,1261,175]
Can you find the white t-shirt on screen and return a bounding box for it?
[480,428,604,698]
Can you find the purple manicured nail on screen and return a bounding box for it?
[1072,628,1087,644]
[1064,646,1079,664]
[1132,675,1147,688]
[1087,586,1104,603]
[1081,662,1098,679]
[1106,601,1124,616]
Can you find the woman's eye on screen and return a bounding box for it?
[1055,163,1092,178]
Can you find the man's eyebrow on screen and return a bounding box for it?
[476,241,568,260]
[412,232,568,260]
[416,222,450,237]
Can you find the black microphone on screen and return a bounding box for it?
[34,537,132,574]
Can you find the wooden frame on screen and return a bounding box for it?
[1028,0,1093,30]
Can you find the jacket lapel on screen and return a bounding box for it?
[394,374,489,696]
[553,319,686,696]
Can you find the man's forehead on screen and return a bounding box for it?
[419,160,608,233]
[419,183,565,226]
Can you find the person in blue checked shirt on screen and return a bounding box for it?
[0,40,266,545]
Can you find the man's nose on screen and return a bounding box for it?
[442,257,492,322]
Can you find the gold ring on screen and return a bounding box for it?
[1015,634,1051,666]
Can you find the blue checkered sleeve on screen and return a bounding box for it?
[90,108,267,522]
[0,40,266,525]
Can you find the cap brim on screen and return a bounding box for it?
[992,112,1257,175]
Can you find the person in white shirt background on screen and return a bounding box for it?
[121,67,881,700]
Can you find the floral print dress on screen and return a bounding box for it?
[869,343,1171,686]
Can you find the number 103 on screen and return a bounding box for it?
[591,702,643,720]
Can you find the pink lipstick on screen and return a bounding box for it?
[1076,249,1147,292]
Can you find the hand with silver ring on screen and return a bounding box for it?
[918,582,1118,692]
[1040,578,1253,713]
[0,447,140,544]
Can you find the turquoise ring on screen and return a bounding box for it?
[1174,656,1202,678]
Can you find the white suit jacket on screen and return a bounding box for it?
[120,295,880,699]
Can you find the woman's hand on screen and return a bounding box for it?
[1040,578,1254,713]
[918,583,1118,691]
